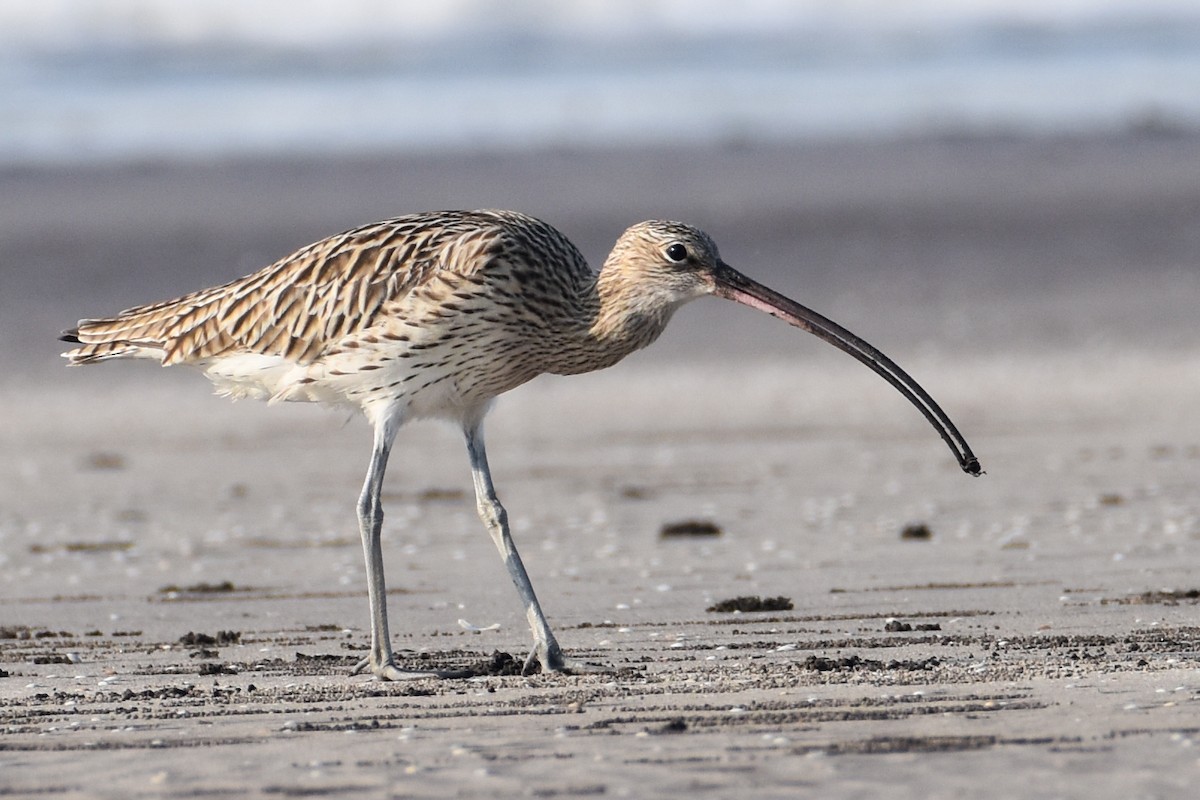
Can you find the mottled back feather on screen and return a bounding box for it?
[63,210,589,368]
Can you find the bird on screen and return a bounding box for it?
[62,209,981,679]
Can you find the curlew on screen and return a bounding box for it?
[62,209,981,679]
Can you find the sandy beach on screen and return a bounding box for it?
[2,135,1199,798]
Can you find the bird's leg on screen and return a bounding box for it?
[464,422,577,675]
[350,415,442,680]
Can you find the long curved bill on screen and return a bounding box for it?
[711,263,982,476]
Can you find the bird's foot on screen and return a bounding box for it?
[522,639,609,676]
[351,654,471,681]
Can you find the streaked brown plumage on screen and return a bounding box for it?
[63,209,981,679]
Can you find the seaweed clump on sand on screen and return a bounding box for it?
[706,595,793,613]
[900,522,933,540]
[660,520,723,538]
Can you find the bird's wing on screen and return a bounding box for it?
[64,213,497,366]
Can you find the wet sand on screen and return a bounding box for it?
[2,135,1199,797]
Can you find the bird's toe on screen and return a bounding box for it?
[374,662,440,681]
[351,653,442,681]
[523,641,609,676]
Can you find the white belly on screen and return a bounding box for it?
[200,325,542,426]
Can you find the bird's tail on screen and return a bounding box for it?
[60,304,178,365]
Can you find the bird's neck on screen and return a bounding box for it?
[546,268,677,376]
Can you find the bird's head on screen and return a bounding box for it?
[601,219,982,477]
[602,220,729,308]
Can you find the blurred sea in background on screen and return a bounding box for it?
[3,0,1200,167]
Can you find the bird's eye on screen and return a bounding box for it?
[664,243,688,263]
